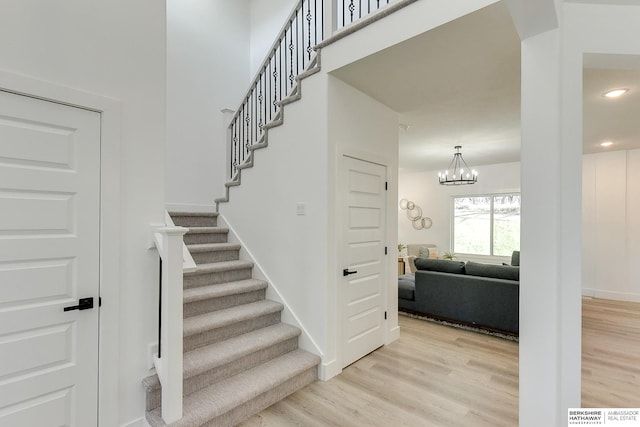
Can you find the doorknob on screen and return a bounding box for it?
[343,269,358,276]
[64,297,94,312]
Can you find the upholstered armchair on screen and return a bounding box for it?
[404,244,437,273]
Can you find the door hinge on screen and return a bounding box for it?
[99,297,102,307]
[385,181,388,191]
[384,246,387,255]
[384,311,387,320]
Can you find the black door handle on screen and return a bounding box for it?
[343,269,358,276]
[64,297,94,312]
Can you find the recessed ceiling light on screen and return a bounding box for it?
[602,88,629,98]
[600,141,614,147]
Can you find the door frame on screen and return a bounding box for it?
[0,70,121,427]
[336,150,400,370]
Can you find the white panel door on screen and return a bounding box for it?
[340,156,386,368]
[0,91,100,426]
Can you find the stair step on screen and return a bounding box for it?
[183,279,267,317]
[183,227,229,245]
[170,211,219,228]
[142,323,302,411]
[183,300,283,351]
[187,242,241,264]
[145,349,319,427]
[184,260,253,289]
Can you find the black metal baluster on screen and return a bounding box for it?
[268,61,272,120]
[306,1,312,61]
[279,41,283,107]
[288,26,294,91]
[313,0,318,47]
[296,7,301,71]
[158,257,162,358]
[321,0,324,39]
[233,122,238,176]
[343,0,345,28]
[257,77,262,137]
[245,98,250,157]
[350,0,355,23]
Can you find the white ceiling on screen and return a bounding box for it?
[331,1,640,172]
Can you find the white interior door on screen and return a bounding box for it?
[0,91,100,426]
[340,155,387,368]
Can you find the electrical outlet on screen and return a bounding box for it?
[296,202,306,216]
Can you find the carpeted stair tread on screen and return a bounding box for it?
[187,242,241,253]
[185,260,253,276]
[184,324,300,380]
[183,279,267,304]
[169,211,219,218]
[142,323,301,392]
[183,300,283,338]
[185,226,228,234]
[146,349,319,427]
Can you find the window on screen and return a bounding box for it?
[453,194,520,257]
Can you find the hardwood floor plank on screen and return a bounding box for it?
[238,298,640,426]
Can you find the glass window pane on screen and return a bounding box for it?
[453,196,491,255]
[493,195,521,256]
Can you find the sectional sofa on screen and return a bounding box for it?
[398,255,520,335]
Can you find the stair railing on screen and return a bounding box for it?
[150,222,188,424]
[227,0,324,180]
[336,0,397,29]
[226,0,402,181]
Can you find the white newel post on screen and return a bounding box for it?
[155,226,188,423]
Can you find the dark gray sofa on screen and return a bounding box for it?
[398,257,519,335]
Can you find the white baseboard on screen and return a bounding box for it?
[319,358,341,381]
[165,203,216,213]
[387,325,400,344]
[121,417,148,427]
[582,288,640,302]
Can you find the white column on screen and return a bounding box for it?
[520,26,580,427]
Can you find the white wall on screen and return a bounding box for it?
[0,1,166,425]
[398,162,520,261]
[249,0,298,77]
[218,71,330,373]
[166,0,250,211]
[327,76,400,377]
[583,149,640,301]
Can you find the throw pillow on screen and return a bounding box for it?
[465,261,520,281]
[511,250,520,267]
[418,246,430,258]
[414,258,466,274]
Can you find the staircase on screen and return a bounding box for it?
[143,212,320,427]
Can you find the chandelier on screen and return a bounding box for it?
[438,146,478,185]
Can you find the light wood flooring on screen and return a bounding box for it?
[239,298,639,427]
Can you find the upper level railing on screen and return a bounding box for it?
[227,0,402,180]
[336,0,397,29]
